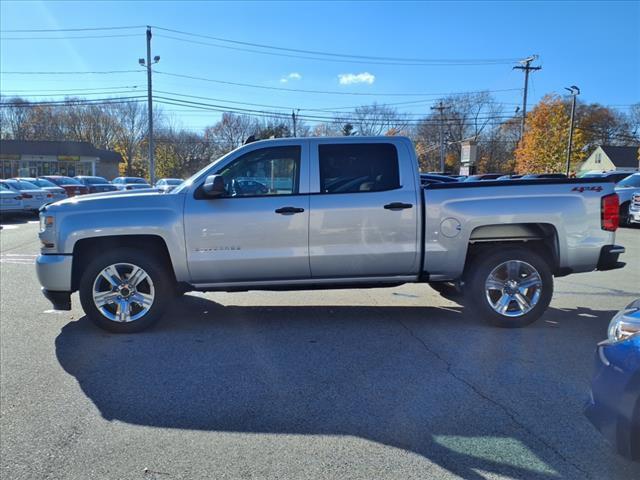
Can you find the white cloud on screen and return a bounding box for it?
[280,72,302,83]
[338,72,375,85]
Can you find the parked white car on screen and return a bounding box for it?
[0,182,24,215]
[15,177,68,203]
[0,179,51,212]
[629,192,640,225]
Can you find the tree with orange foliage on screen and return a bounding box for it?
[515,95,586,174]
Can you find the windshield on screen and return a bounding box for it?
[165,179,183,185]
[33,178,57,188]
[81,177,109,185]
[126,177,147,184]
[5,180,38,190]
[617,174,640,188]
[54,177,83,186]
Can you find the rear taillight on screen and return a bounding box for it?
[22,193,33,199]
[47,193,52,198]
[601,193,619,231]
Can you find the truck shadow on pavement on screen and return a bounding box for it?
[55,296,635,479]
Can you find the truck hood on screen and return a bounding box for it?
[43,188,169,212]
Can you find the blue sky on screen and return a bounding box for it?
[1,0,638,131]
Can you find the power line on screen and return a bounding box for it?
[0,34,140,40]
[1,70,141,75]
[0,90,143,98]
[1,25,145,33]
[154,70,523,97]
[0,85,144,93]
[151,25,521,65]
[155,33,518,67]
[0,96,146,107]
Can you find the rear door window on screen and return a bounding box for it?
[318,143,400,194]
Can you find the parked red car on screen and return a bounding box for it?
[39,176,89,197]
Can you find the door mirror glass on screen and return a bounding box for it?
[202,175,226,197]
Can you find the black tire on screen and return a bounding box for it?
[619,202,630,227]
[79,247,174,333]
[464,246,553,328]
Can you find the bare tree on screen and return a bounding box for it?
[334,103,409,136]
[204,112,258,153]
[111,102,150,176]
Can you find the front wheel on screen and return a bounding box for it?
[79,248,174,333]
[465,246,553,328]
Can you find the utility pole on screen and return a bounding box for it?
[138,26,160,184]
[513,55,541,141]
[291,109,298,137]
[431,101,449,172]
[565,85,580,176]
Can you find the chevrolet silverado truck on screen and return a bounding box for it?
[36,136,626,333]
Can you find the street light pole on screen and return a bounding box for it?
[565,85,580,176]
[139,26,160,184]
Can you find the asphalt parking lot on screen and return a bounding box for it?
[1,217,639,480]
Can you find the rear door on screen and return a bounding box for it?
[308,139,420,278]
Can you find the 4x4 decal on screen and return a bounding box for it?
[572,186,603,193]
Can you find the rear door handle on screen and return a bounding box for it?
[384,202,413,210]
[275,206,305,214]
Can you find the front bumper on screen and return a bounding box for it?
[630,209,640,224]
[597,245,625,271]
[36,254,73,291]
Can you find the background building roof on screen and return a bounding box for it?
[0,140,123,162]
[600,145,640,168]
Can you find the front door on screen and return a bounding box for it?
[185,144,310,284]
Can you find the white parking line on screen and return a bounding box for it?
[0,254,37,265]
[0,225,19,230]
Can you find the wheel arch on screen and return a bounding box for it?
[466,223,561,276]
[71,235,176,292]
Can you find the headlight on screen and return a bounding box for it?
[607,302,640,342]
[39,215,54,232]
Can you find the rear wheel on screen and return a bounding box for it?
[465,246,553,328]
[79,248,174,333]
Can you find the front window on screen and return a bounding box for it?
[319,143,400,193]
[215,146,301,197]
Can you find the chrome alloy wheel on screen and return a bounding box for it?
[92,263,155,322]
[484,260,542,317]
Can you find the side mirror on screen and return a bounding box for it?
[202,174,226,197]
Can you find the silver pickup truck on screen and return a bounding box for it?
[36,136,625,332]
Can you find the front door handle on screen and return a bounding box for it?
[384,202,413,210]
[275,206,305,214]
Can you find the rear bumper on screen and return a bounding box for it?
[597,245,625,271]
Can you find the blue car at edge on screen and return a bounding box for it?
[585,299,640,460]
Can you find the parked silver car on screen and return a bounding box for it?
[0,182,24,215]
[155,178,184,193]
[615,173,640,226]
[112,177,152,191]
[1,179,51,212]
